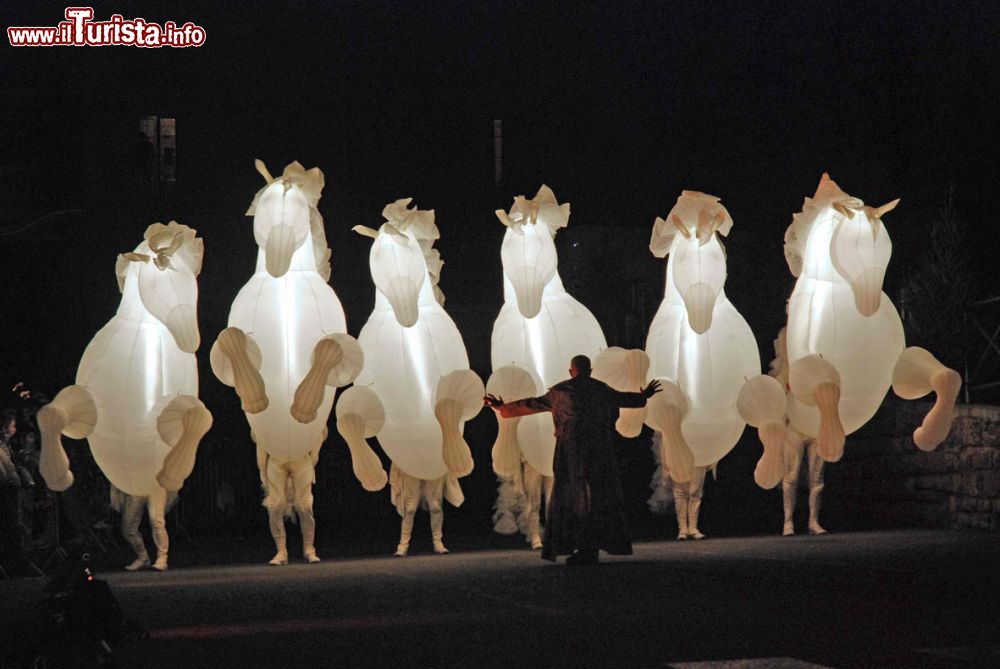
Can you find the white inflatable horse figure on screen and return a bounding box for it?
[39,221,213,571]
[739,175,962,506]
[210,161,363,566]
[346,199,483,556]
[488,185,606,548]
[738,175,963,535]
[643,192,760,539]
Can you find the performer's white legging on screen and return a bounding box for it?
[673,466,707,536]
[264,454,316,554]
[782,438,825,531]
[121,486,169,562]
[522,462,553,543]
[395,471,449,551]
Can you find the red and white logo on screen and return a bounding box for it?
[8,7,206,48]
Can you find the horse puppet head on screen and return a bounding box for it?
[495,185,570,319]
[786,174,899,317]
[246,160,330,280]
[649,191,734,334]
[353,198,443,328]
[115,221,204,353]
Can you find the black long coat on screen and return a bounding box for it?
[498,374,648,561]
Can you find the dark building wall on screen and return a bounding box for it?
[827,400,1000,532]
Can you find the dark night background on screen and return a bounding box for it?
[1,1,998,541]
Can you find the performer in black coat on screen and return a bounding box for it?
[486,356,660,565]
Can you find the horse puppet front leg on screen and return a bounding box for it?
[789,355,845,462]
[335,386,388,492]
[642,379,695,484]
[736,375,787,490]
[892,346,962,451]
[434,370,486,477]
[211,327,268,413]
[154,395,213,492]
[291,333,363,424]
[37,385,98,491]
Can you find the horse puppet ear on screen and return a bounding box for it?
[254,159,274,184]
[875,198,900,219]
[352,225,380,239]
[832,202,855,220]
[696,209,715,246]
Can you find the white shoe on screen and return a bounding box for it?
[808,523,827,536]
[433,541,449,555]
[689,529,706,540]
[676,533,688,541]
[304,551,321,564]
[530,537,543,550]
[782,522,795,537]
[152,556,168,571]
[394,545,409,557]
[125,556,150,571]
[268,552,288,566]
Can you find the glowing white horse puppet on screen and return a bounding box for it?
[488,186,606,549]
[347,199,483,556]
[643,192,760,540]
[210,161,363,566]
[738,174,962,532]
[39,222,213,571]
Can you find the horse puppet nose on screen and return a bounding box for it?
[384,277,421,327]
[265,224,299,277]
[847,268,884,317]
[682,282,717,334]
[165,303,201,353]
[509,266,545,319]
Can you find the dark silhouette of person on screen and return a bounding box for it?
[485,355,661,565]
[0,411,29,575]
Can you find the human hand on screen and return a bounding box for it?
[641,380,662,398]
[484,394,504,409]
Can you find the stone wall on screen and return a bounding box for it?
[826,399,1000,531]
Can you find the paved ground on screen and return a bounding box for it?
[3,529,1000,668]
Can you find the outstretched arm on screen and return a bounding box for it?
[484,393,552,418]
[610,379,662,408]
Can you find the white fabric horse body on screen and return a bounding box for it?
[748,174,961,465]
[353,280,471,480]
[212,163,361,463]
[784,224,904,440]
[211,161,362,565]
[39,221,212,570]
[348,199,483,484]
[230,267,344,463]
[81,259,200,494]
[345,200,482,556]
[216,163,357,465]
[489,186,606,478]
[644,192,760,480]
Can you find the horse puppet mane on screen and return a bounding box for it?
[114,221,204,293]
[783,173,863,277]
